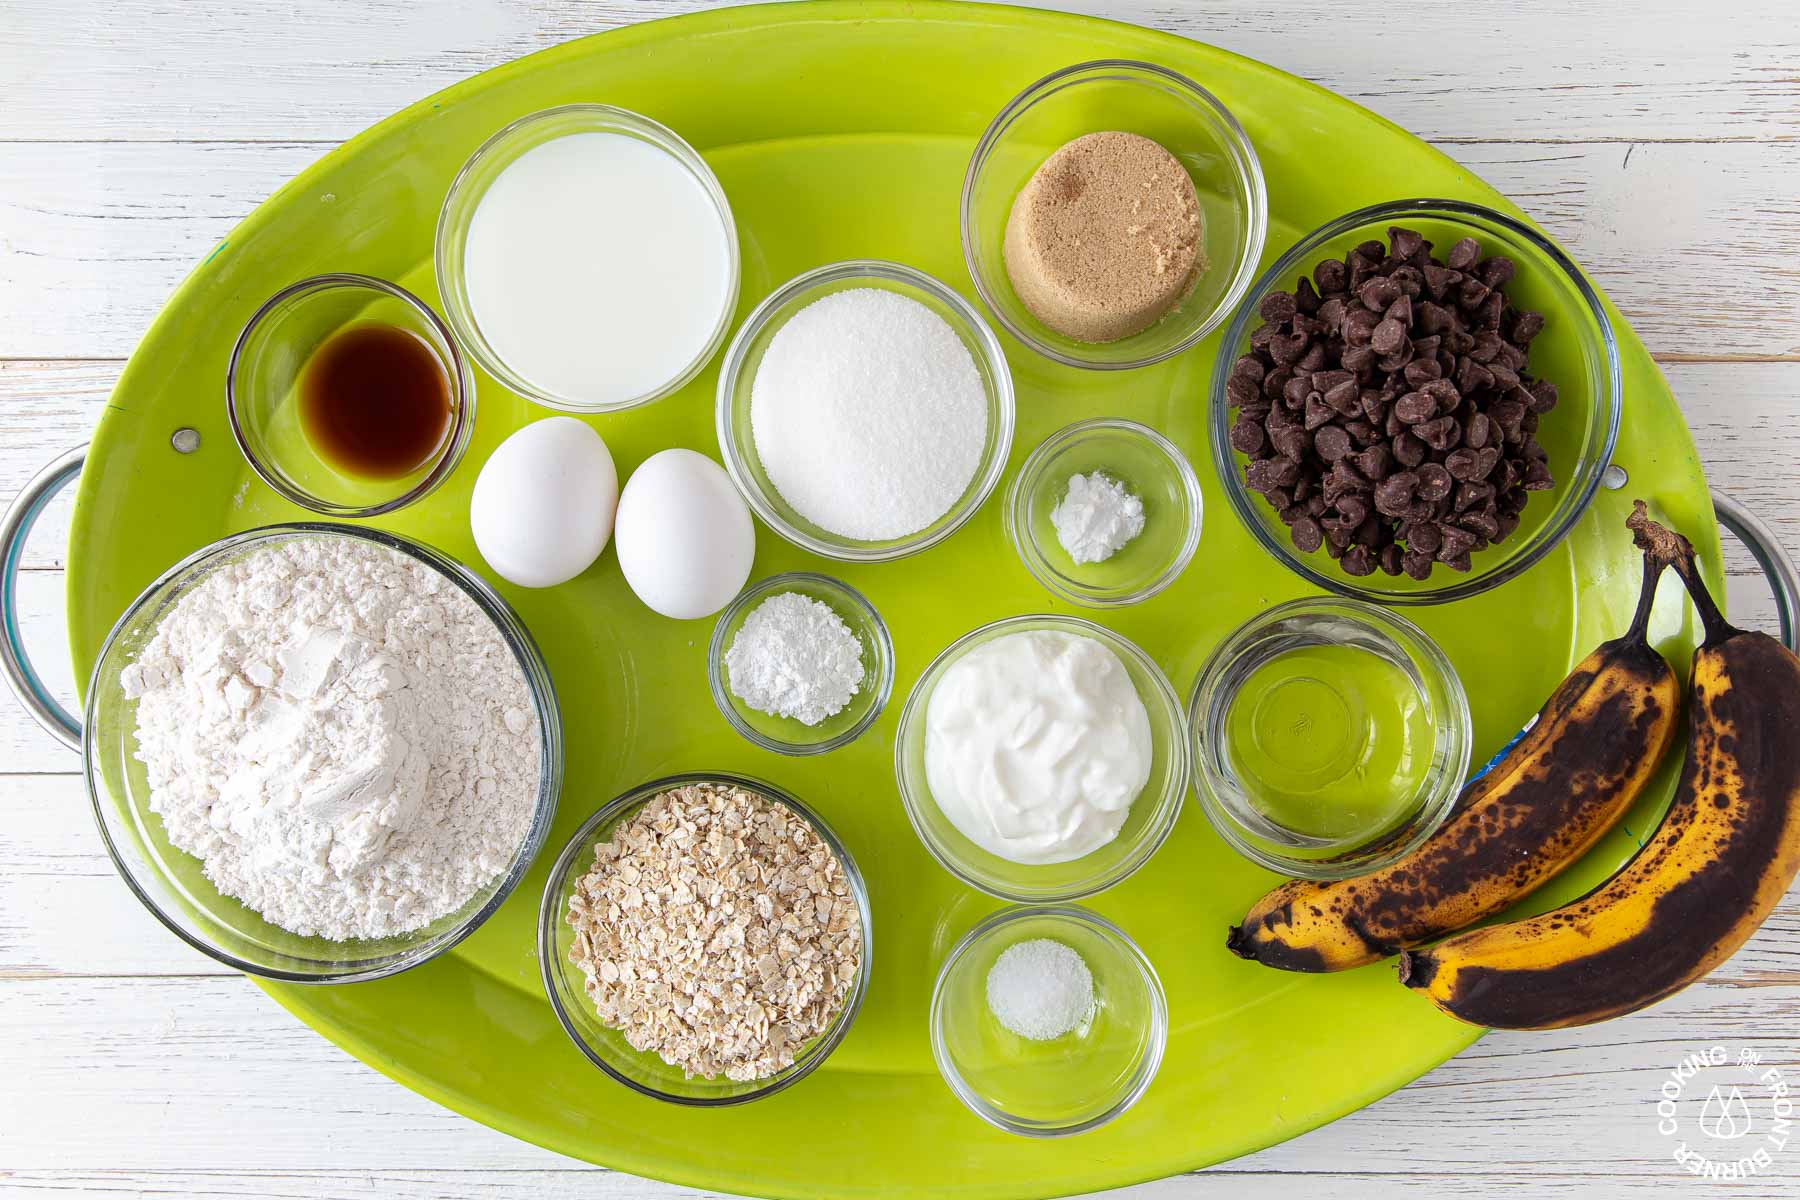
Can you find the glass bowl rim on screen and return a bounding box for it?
[928,902,1169,1138]
[1185,595,1473,879]
[1207,196,1624,605]
[706,571,897,756]
[1004,417,1204,608]
[81,521,563,984]
[714,258,1017,562]
[224,272,476,519]
[432,102,742,414]
[959,57,1270,371]
[893,613,1190,903]
[535,769,874,1106]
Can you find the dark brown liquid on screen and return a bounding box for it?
[298,323,453,481]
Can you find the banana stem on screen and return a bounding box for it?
[1626,500,1735,645]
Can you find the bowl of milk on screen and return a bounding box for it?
[436,104,740,413]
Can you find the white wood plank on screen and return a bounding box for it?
[2,0,1798,145]
[0,1169,1789,1200]
[0,359,115,571]
[5,139,1797,360]
[1,970,1796,1186]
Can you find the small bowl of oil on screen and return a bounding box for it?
[1188,597,1472,879]
[227,273,475,518]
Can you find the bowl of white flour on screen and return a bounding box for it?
[81,524,561,982]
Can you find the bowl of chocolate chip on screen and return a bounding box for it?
[1210,198,1621,604]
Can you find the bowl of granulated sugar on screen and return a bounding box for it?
[716,260,1016,562]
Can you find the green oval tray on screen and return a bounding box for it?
[64,2,1718,1196]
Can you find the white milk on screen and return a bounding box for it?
[463,132,732,406]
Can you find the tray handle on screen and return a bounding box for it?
[1714,489,1800,654]
[1,445,86,752]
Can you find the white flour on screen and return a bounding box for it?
[723,591,864,726]
[119,536,541,941]
[1051,471,1145,564]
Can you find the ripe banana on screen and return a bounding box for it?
[1227,504,1683,971]
[1400,509,1800,1028]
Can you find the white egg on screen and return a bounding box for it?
[614,448,755,619]
[470,417,618,588]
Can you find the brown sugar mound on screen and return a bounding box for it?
[1003,131,1206,344]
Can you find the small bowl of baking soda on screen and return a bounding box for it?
[1006,418,1203,608]
[708,571,895,755]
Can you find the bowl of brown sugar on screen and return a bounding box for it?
[962,60,1267,370]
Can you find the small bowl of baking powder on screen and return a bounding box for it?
[1006,418,1204,608]
[707,571,895,756]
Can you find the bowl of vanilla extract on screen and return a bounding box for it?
[226,272,476,518]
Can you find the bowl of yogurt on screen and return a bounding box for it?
[894,615,1189,903]
[436,104,740,413]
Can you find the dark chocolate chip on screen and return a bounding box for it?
[1229,418,1267,455]
[1417,462,1455,502]
[1313,258,1348,295]
[1415,415,1462,452]
[1313,425,1353,461]
[1371,318,1408,355]
[1392,431,1427,467]
[1271,425,1310,461]
[1259,291,1298,323]
[1304,395,1335,431]
[1360,276,1402,313]
[1446,237,1481,271]
[1478,256,1516,288]
[1509,310,1545,344]
[1295,276,1321,314]
[1351,444,1392,480]
[1268,332,1309,365]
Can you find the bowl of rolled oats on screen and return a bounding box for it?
[537,771,871,1105]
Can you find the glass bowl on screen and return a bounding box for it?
[538,771,872,1106]
[226,274,475,518]
[961,59,1266,370]
[931,904,1167,1137]
[1004,418,1203,608]
[81,524,562,982]
[1189,597,1471,879]
[1210,198,1622,605]
[715,259,1016,562]
[707,572,895,756]
[894,615,1188,903]
[435,104,740,413]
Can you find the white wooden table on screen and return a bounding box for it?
[3,2,1798,1197]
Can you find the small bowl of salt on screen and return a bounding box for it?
[708,571,895,755]
[1006,418,1203,607]
[931,904,1167,1138]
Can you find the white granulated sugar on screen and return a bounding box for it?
[1051,471,1145,565]
[118,536,541,941]
[724,591,865,727]
[750,288,987,541]
[986,937,1095,1041]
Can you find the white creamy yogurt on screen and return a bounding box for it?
[924,630,1153,865]
[463,131,732,407]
